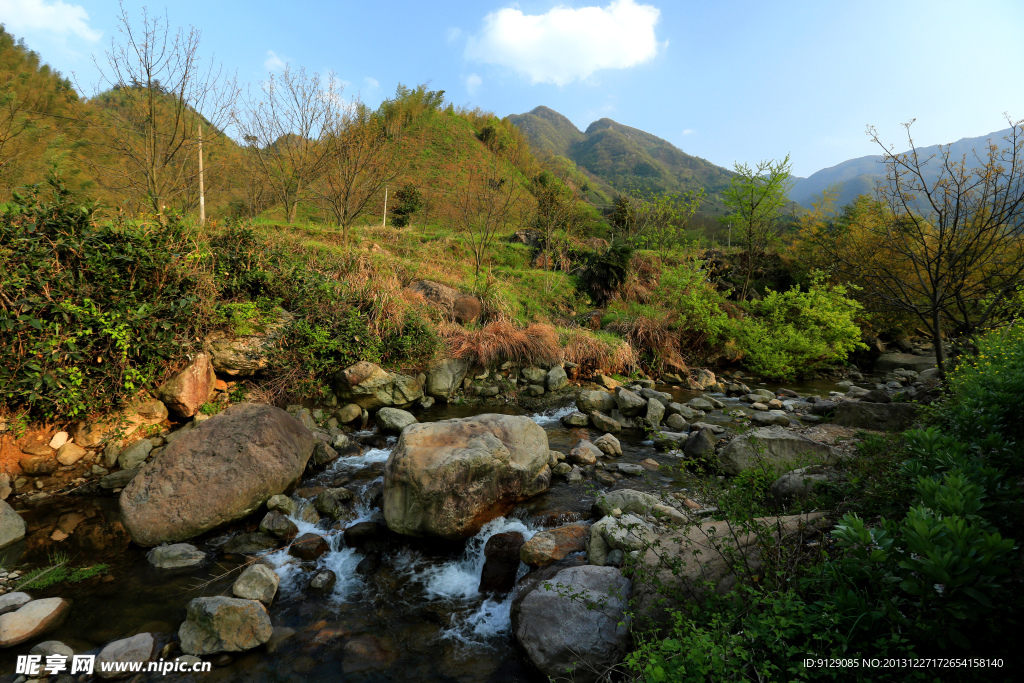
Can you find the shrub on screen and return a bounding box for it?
[0,176,206,418]
[728,273,865,379]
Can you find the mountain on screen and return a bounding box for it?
[508,106,734,214]
[791,127,1016,209]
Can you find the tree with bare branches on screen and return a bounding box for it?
[810,118,1024,377]
[315,102,402,244]
[234,65,340,223]
[456,160,522,279]
[88,2,238,215]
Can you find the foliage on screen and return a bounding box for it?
[0,175,205,418]
[577,238,635,306]
[728,273,865,379]
[390,183,423,227]
[13,552,109,591]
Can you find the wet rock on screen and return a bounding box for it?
[525,384,544,397]
[336,404,363,424]
[308,441,338,469]
[552,462,573,477]
[519,522,589,567]
[117,439,153,470]
[568,440,601,466]
[425,358,470,402]
[156,353,216,418]
[718,427,836,476]
[232,564,280,605]
[356,553,381,575]
[593,470,616,486]
[309,570,337,592]
[259,511,298,541]
[342,634,397,675]
[30,640,73,662]
[593,433,622,457]
[314,487,355,521]
[224,532,279,554]
[639,458,660,471]
[566,466,584,484]
[617,463,644,477]
[479,531,526,594]
[589,411,621,434]
[546,366,568,392]
[588,514,655,565]
[751,411,790,427]
[383,414,551,539]
[343,521,387,552]
[0,597,70,647]
[644,398,665,427]
[809,400,838,416]
[96,632,154,679]
[0,500,26,549]
[593,489,663,519]
[862,389,892,403]
[513,565,631,683]
[687,397,715,411]
[289,533,329,561]
[560,410,589,427]
[147,543,206,569]
[334,361,423,410]
[178,596,272,655]
[577,390,616,414]
[266,494,297,516]
[834,401,920,432]
[120,404,315,546]
[614,388,646,417]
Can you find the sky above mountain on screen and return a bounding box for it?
[3,0,1022,177]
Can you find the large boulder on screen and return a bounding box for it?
[424,358,469,401]
[178,596,273,656]
[408,280,481,324]
[375,407,417,434]
[0,597,70,648]
[0,501,26,549]
[383,414,551,539]
[634,513,825,626]
[519,522,590,567]
[513,565,631,683]
[577,390,616,414]
[333,361,423,410]
[614,388,646,417]
[206,308,292,377]
[717,427,835,475]
[874,353,937,373]
[155,353,216,418]
[834,402,920,432]
[120,404,316,547]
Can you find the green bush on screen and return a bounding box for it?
[0,176,205,418]
[729,273,865,379]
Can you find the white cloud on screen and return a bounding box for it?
[465,0,664,86]
[682,129,695,136]
[364,77,380,89]
[466,73,482,95]
[264,50,286,72]
[0,0,101,41]
[446,27,462,44]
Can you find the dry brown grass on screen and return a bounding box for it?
[560,328,638,377]
[440,320,561,368]
[608,312,688,373]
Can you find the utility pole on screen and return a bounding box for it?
[198,124,206,225]
[382,185,388,227]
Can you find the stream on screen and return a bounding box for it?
[1,377,846,682]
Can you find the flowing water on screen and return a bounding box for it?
[1,378,847,681]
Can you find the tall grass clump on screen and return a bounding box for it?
[440,320,560,368]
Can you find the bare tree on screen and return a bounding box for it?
[457,160,522,279]
[234,65,340,223]
[87,2,238,215]
[315,102,402,244]
[815,118,1024,377]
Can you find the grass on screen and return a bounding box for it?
[11,552,110,591]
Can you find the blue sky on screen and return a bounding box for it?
[3,0,1023,177]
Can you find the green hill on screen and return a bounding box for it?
[508,106,734,215]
